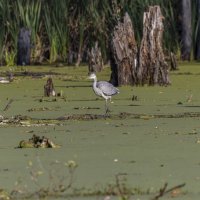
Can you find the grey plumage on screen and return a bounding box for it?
[96,81,119,96]
[88,73,119,114]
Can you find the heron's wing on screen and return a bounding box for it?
[96,81,119,96]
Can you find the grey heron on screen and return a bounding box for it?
[88,73,119,114]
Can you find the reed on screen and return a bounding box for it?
[0,0,199,64]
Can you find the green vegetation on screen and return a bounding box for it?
[0,0,199,65]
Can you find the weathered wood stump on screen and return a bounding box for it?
[88,42,103,73]
[17,27,31,66]
[44,77,56,97]
[110,12,138,86]
[137,6,170,85]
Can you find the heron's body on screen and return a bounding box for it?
[93,80,119,100]
[89,73,119,113]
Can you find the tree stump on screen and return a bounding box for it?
[17,27,31,66]
[110,12,138,86]
[44,78,56,97]
[137,6,170,85]
[88,42,103,73]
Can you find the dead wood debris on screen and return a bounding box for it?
[44,77,56,97]
[151,183,185,200]
[17,134,60,148]
[138,6,170,85]
[3,99,14,111]
[110,6,171,86]
[110,12,138,86]
[88,41,104,73]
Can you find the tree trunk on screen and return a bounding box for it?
[110,12,138,86]
[170,52,178,70]
[17,27,31,66]
[137,6,170,86]
[180,0,192,60]
[88,42,104,73]
[195,0,200,60]
[75,47,82,67]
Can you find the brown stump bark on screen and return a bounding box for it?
[88,42,104,73]
[110,12,138,86]
[44,78,56,97]
[137,6,170,86]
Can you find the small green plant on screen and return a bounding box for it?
[5,50,16,66]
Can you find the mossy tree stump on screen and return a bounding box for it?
[110,12,138,86]
[88,42,103,73]
[137,6,170,85]
[110,7,170,86]
[44,77,56,97]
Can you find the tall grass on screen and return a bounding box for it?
[0,0,199,65]
[16,0,41,43]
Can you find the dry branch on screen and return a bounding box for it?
[151,182,185,200]
[3,99,14,111]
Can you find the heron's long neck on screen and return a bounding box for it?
[93,77,97,88]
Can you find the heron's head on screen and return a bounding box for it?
[88,73,96,80]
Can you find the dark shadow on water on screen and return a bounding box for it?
[56,84,90,88]
[69,99,100,102]
[183,105,200,108]
[74,106,100,110]
[13,71,62,77]
[68,98,124,102]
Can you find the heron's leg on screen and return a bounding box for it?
[109,97,114,103]
[105,99,108,114]
[105,99,111,115]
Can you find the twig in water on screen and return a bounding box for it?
[115,173,129,200]
[151,182,186,200]
[3,99,14,111]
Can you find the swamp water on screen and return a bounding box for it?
[0,64,199,199]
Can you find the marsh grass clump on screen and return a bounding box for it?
[10,160,78,199]
[0,163,186,200]
[18,134,60,148]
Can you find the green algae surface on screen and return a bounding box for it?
[0,64,200,199]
